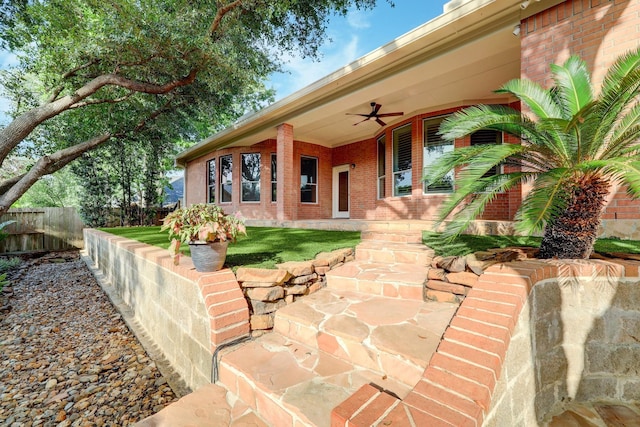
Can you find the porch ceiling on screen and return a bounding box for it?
[176,0,559,165]
[289,26,521,147]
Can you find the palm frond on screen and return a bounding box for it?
[601,103,640,158]
[600,159,640,198]
[601,46,640,100]
[496,79,562,119]
[437,105,522,141]
[422,144,487,187]
[550,55,593,118]
[515,168,573,233]
[440,172,527,240]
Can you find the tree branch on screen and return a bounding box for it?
[69,91,135,109]
[0,133,112,214]
[0,68,199,168]
[62,58,100,79]
[210,0,245,35]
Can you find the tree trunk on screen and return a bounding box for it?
[538,176,610,259]
[0,133,111,215]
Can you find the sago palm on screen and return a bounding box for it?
[424,48,640,259]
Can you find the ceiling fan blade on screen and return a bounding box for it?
[346,113,371,117]
[373,103,382,114]
[353,117,372,126]
[376,118,386,126]
[376,112,404,118]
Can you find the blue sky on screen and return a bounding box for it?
[269,1,449,99]
[0,1,449,123]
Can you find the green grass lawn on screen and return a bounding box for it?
[423,231,640,257]
[99,226,361,269]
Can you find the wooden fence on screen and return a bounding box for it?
[0,207,85,253]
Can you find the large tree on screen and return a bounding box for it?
[0,0,382,214]
[424,49,640,259]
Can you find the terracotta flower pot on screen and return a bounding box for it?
[188,241,229,272]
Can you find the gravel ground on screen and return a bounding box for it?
[0,251,178,426]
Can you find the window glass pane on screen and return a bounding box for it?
[471,129,502,177]
[207,159,216,203]
[423,118,453,193]
[241,153,260,202]
[393,125,412,172]
[271,154,277,202]
[301,156,317,203]
[242,182,260,202]
[220,155,232,203]
[241,153,261,182]
[377,135,386,199]
[392,124,412,196]
[394,171,412,196]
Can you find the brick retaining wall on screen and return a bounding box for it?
[333,258,640,426]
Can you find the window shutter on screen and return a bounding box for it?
[393,126,412,172]
[471,129,501,177]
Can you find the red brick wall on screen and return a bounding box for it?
[294,141,333,220]
[522,0,640,220]
[184,104,525,222]
[185,141,279,219]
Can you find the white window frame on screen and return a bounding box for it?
[423,116,454,194]
[377,135,386,199]
[207,158,216,203]
[219,154,233,203]
[392,124,412,197]
[271,153,277,203]
[300,156,318,204]
[241,153,261,203]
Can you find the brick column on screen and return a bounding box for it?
[276,123,296,221]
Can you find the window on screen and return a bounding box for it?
[423,117,454,193]
[377,135,386,199]
[392,124,412,197]
[220,154,232,203]
[300,156,318,203]
[241,153,261,202]
[471,129,503,177]
[271,153,277,202]
[207,158,216,203]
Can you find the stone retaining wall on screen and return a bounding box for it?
[83,229,250,392]
[482,259,640,425]
[235,248,354,332]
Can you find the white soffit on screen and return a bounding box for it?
[177,0,552,164]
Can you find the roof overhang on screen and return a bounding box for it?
[176,0,562,167]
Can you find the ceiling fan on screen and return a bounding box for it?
[346,102,404,126]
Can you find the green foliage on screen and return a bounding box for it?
[0,0,387,213]
[161,203,246,261]
[424,48,640,243]
[13,168,80,208]
[101,226,361,269]
[422,231,640,258]
[0,220,15,242]
[0,256,20,293]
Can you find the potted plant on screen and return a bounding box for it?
[161,204,246,272]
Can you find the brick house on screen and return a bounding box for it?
[177,0,640,237]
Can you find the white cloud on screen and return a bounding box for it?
[271,35,361,99]
[346,8,372,29]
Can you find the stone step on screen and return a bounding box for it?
[360,230,423,244]
[272,288,457,390]
[355,241,434,265]
[216,288,458,427]
[325,260,429,300]
[135,383,269,427]
[217,332,409,427]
